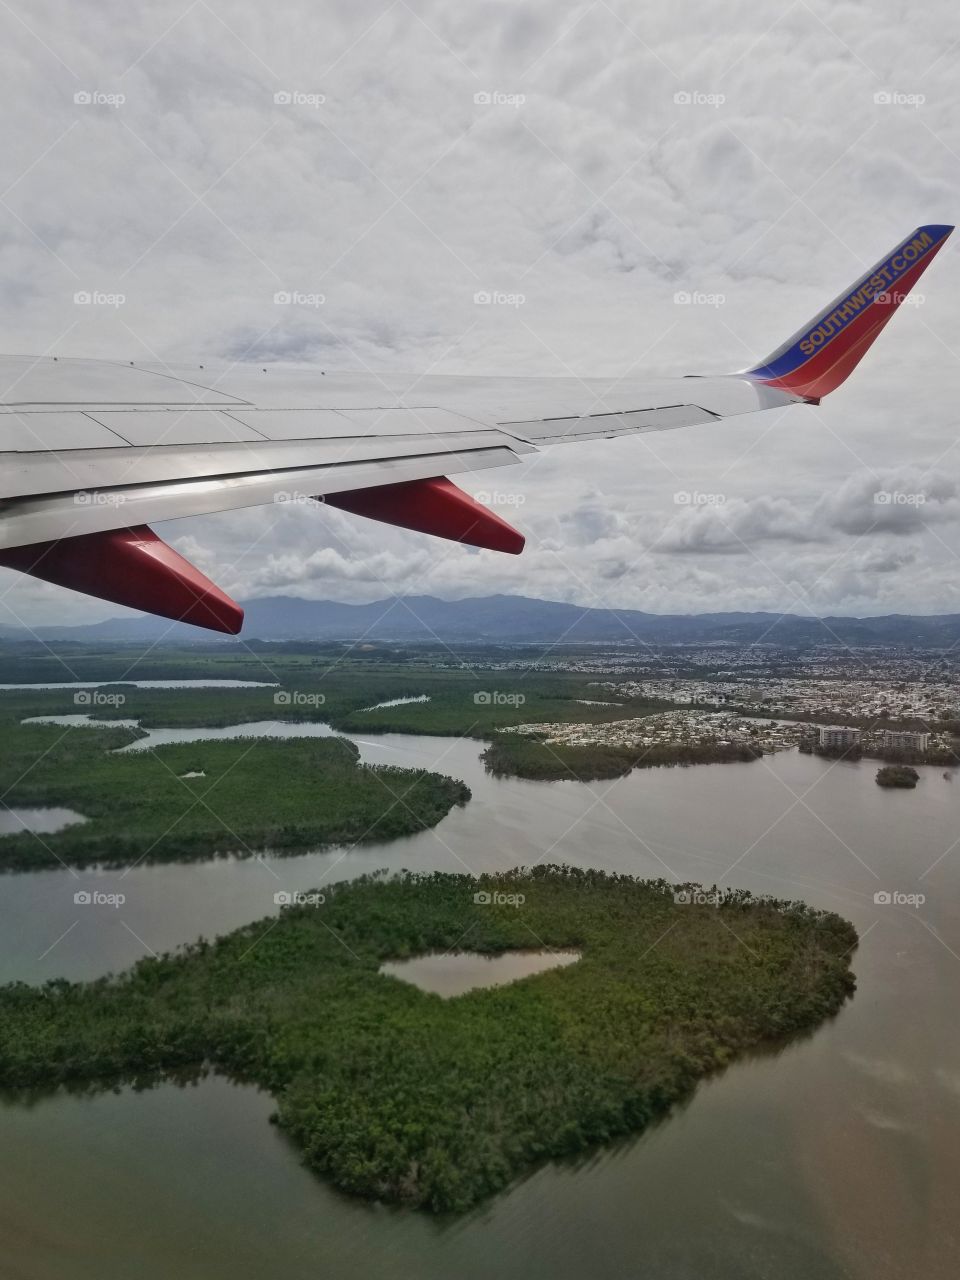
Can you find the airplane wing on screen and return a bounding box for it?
[0,224,952,633]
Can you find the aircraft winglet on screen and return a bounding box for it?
[744,224,953,400]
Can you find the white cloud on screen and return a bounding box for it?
[818,468,959,536]
[656,494,814,555]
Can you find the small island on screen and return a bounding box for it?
[876,764,920,789]
[0,868,858,1212]
[482,737,761,781]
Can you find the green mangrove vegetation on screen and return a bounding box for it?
[0,867,858,1212]
[0,662,670,741]
[876,764,920,788]
[0,661,692,867]
[0,720,468,870]
[482,736,762,781]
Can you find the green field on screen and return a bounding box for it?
[0,867,858,1212]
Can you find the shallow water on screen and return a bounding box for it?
[380,948,581,997]
[0,807,87,836]
[22,713,343,752]
[0,679,276,689]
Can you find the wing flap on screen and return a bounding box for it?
[0,427,535,500]
[82,409,265,446]
[0,442,526,548]
[228,406,491,439]
[499,378,798,444]
[0,411,133,450]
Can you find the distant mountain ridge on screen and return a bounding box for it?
[3,594,960,648]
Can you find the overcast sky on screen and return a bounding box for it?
[2,0,959,627]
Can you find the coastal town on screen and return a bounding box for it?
[504,708,802,754]
[502,707,953,762]
[598,671,959,724]
[440,643,960,725]
[484,643,960,762]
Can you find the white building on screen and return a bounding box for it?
[883,729,930,753]
[818,726,861,749]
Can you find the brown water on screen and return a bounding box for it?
[0,729,958,1278]
[381,948,581,997]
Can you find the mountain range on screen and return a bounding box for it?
[3,595,960,648]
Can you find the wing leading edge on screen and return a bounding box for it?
[0,224,952,632]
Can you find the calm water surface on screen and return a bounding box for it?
[0,679,276,689]
[0,807,87,836]
[23,713,344,752]
[0,721,958,1279]
[381,949,581,997]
